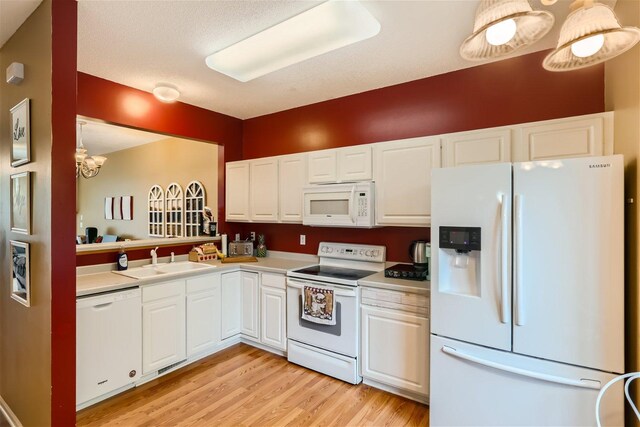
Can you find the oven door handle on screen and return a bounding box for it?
[286,278,357,296]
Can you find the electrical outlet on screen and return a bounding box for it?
[250,232,256,241]
[300,235,306,245]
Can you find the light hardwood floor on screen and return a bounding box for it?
[77,343,429,426]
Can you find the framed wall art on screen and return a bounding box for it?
[10,171,31,234]
[10,241,30,307]
[10,98,30,167]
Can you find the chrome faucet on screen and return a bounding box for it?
[150,247,159,265]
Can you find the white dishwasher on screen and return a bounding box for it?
[76,288,142,408]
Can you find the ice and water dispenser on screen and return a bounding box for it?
[438,226,482,297]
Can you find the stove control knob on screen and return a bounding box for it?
[365,250,372,257]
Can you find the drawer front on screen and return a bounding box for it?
[186,274,219,294]
[142,280,185,303]
[261,272,285,289]
[361,287,429,316]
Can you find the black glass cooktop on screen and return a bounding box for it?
[292,265,375,281]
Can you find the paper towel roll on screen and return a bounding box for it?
[221,234,228,256]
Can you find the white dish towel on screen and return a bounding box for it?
[301,285,337,326]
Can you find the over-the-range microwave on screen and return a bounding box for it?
[302,181,375,228]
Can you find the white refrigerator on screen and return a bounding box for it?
[430,155,624,426]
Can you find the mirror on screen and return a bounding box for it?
[76,118,219,244]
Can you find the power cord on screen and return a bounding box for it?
[596,372,640,427]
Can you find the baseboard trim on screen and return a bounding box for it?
[241,338,286,357]
[0,395,21,427]
[362,378,429,405]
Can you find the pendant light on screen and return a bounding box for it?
[543,0,640,72]
[460,0,554,61]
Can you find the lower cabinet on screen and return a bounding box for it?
[361,304,429,397]
[221,271,242,339]
[260,273,287,351]
[142,280,186,374]
[186,274,221,357]
[241,271,260,340]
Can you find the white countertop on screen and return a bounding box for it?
[359,270,430,296]
[76,254,318,297]
[77,272,139,297]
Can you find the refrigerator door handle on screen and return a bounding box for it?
[499,193,509,324]
[514,194,525,326]
[441,346,601,390]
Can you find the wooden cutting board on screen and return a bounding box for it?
[221,256,258,263]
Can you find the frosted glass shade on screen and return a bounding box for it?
[153,85,180,102]
[543,3,640,71]
[460,0,554,61]
[205,0,381,82]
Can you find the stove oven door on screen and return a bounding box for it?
[286,278,359,357]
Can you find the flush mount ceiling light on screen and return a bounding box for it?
[152,84,180,102]
[460,0,554,61]
[543,0,640,72]
[205,0,381,82]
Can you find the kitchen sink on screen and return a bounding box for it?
[114,261,215,280]
[114,267,167,279]
[156,261,216,274]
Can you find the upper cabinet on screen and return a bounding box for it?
[441,128,512,167]
[308,150,337,184]
[249,158,279,222]
[279,154,306,223]
[337,146,372,182]
[226,112,614,226]
[225,161,250,222]
[373,136,440,227]
[513,113,612,162]
[308,146,372,184]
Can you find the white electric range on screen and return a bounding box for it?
[286,242,386,384]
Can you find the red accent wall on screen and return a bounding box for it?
[243,50,604,159]
[76,74,245,265]
[51,1,78,425]
[242,50,604,262]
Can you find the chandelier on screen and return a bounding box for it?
[75,121,107,179]
[460,0,640,72]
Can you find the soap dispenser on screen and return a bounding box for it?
[117,246,128,271]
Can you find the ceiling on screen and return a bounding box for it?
[3,1,617,121]
[79,119,166,155]
[77,0,616,120]
[0,0,42,49]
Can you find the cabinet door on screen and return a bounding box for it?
[308,149,337,183]
[279,154,306,223]
[186,275,221,357]
[441,128,511,167]
[515,115,606,162]
[225,161,250,221]
[250,158,279,222]
[338,145,372,182]
[260,286,287,351]
[241,271,260,339]
[221,271,242,339]
[373,136,440,226]
[361,305,429,396]
[142,284,186,374]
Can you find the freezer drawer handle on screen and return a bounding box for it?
[441,346,601,390]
